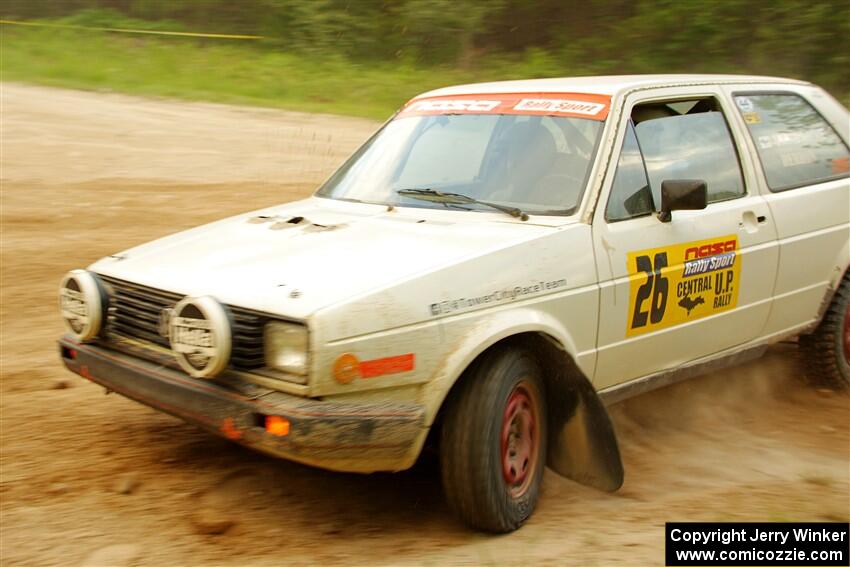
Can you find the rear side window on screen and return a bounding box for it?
[734,94,850,191]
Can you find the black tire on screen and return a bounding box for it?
[440,347,547,533]
[800,274,850,390]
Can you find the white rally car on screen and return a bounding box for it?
[59,75,850,532]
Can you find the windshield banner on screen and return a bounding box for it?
[398,92,611,120]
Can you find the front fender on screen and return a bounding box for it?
[426,306,624,493]
[425,306,581,426]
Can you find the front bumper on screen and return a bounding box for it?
[59,337,427,473]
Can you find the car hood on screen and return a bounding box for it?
[90,197,557,320]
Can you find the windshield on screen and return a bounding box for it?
[316,111,604,216]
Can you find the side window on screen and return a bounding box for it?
[733,93,850,191]
[632,99,746,203]
[606,122,653,222]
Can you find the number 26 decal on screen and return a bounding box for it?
[626,236,740,337]
[630,252,669,329]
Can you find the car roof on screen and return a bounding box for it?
[414,74,809,99]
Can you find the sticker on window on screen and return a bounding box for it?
[397,92,611,120]
[735,97,754,112]
[832,157,850,174]
[742,112,761,124]
[626,235,741,337]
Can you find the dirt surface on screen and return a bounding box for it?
[1,82,848,566]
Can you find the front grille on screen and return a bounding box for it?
[100,275,267,370]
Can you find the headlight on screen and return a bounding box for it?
[264,321,308,375]
[59,269,107,342]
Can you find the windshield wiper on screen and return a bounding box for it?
[396,188,529,221]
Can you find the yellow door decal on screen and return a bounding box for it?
[626,235,740,337]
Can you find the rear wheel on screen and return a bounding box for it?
[800,274,850,390]
[440,347,547,532]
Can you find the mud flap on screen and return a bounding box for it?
[546,373,624,492]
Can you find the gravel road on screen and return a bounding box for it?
[1,83,847,566]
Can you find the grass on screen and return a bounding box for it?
[5,25,847,119]
[0,26,532,120]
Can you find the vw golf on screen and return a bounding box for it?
[59,75,850,532]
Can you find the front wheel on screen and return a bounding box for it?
[800,274,850,390]
[440,347,547,533]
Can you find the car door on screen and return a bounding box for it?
[591,85,779,390]
[721,85,850,338]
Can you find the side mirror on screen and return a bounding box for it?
[658,179,707,222]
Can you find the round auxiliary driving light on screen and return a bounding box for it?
[169,295,232,378]
[59,269,106,342]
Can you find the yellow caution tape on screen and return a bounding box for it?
[0,19,265,40]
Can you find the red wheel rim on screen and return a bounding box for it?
[500,382,540,498]
[844,304,850,364]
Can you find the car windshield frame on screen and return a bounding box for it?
[314,95,609,218]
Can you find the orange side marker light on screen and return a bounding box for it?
[333,352,361,384]
[265,415,290,437]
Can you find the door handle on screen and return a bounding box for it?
[740,211,763,233]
